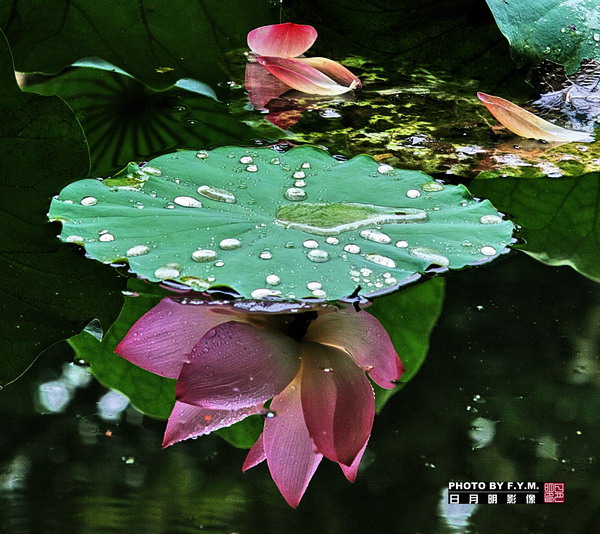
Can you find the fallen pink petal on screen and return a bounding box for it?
[245,22,361,98]
[477,91,594,143]
[115,298,403,507]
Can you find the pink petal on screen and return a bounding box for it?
[115,298,234,379]
[247,23,317,58]
[340,439,368,482]
[245,62,290,111]
[294,57,361,89]
[305,310,404,389]
[477,92,594,143]
[162,401,261,447]
[264,379,323,508]
[300,342,374,466]
[176,321,300,410]
[242,433,266,471]
[256,56,355,95]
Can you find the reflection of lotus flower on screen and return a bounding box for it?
[247,22,361,96]
[116,298,403,507]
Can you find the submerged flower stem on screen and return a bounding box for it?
[286,311,318,341]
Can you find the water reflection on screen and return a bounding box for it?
[2,253,600,533]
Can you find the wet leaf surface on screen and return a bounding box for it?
[486,0,600,75]
[48,146,514,301]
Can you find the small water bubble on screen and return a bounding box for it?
[184,119,199,126]
[307,281,322,291]
[480,246,497,256]
[197,185,237,204]
[293,171,306,179]
[214,260,225,267]
[195,151,209,159]
[173,196,202,208]
[422,181,444,192]
[395,240,409,248]
[303,240,319,249]
[301,162,311,169]
[259,250,273,260]
[246,164,258,172]
[325,237,339,245]
[121,456,136,465]
[65,235,84,244]
[284,187,307,201]
[270,157,281,165]
[284,241,295,248]
[344,244,361,254]
[360,267,373,276]
[480,215,502,224]
[192,249,218,262]
[80,196,98,206]
[594,33,600,42]
[98,233,115,242]
[239,156,253,164]
[294,180,306,187]
[164,202,175,209]
[360,229,391,244]
[154,264,181,279]
[384,277,397,285]
[377,164,394,174]
[219,238,241,250]
[126,245,150,257]
[266,274,281,286]
[322,367,334,373]
[365,253,397,268]
[307,249,330,263]
[406,189,421,198]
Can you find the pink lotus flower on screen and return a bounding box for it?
[247,22,361,96]
[115,298,403,507]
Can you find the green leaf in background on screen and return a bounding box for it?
[0,30,125,387]
[68,279,176,419]
[368,278,445,411]
[48,146,514,301]
[0,0,275,92]
[486,0,600,75]
[27,63,255,176]
[470,172,600,283]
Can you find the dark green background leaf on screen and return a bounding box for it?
[471,173,600,283]
[0,0,275,92]
[368,278,445,411]
[486,0,600,75]
[0,30,125,386]
[28,65,257,176]
[284,0,527,96]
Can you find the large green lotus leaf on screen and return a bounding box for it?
[68,279,175,419]
[27,64,254,176]
[49,146,513,300]
[0,30,125,387]
[367,278,445,411]
[470,173,600,283]
[486,0,600,75]
[0,0,274,92]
